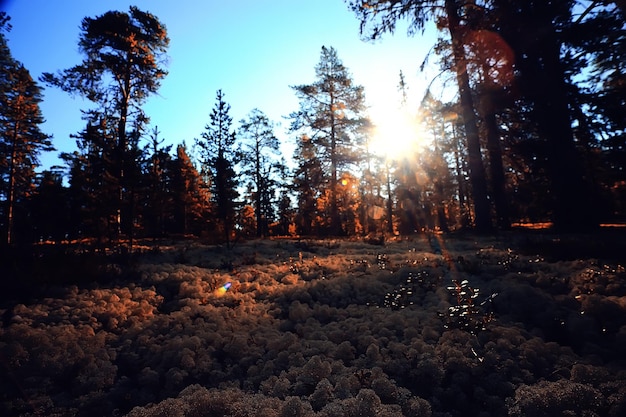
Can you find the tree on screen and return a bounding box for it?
[196,90,239,246]
[292,134,323,235]
[348,0,493,231]
[62,118,119,243]
[42,6,169,240]
[290,46,368,235]
[238,109,285,237]
[490,0,598,230]
[29,170,69,243]
[143,126,172,238]
[1,14,53,244]
[169,144,210,236]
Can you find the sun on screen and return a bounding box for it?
[368,105,428,160]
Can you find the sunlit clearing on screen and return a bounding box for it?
[369,106,428,160]
[216,282,232,296]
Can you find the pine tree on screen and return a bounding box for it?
[0,14,53,244]
[196,90,239,246]
[290,46,368,235]
[42,6,169,241]
[238,109,285,237]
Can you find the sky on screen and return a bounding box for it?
[2,0,440,171]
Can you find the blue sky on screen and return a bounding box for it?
[2,0,439,170]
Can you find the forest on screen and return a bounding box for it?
[1,1,625,417]
[0,1,624,246]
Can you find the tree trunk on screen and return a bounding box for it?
[6,121,19,245]
[385,162,394,234]
[445,0,492,232]
[499,1,597,231]
[481,88,510,229]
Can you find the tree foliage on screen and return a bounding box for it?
[238,109,285,237]
[42,6,169,239]
[197,90,239,246]
[0,13,53,244]
[3,2,626,246]
[290,46,368,235]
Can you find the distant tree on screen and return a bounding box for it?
[0,15,53,244]
[292,134,323,235]
[398,69,409,107]
[360,125,390,235]
[290,46,368,235]
[169,144,210,236]
[566,3,626,221]
[29,170,69,243]
[196,90,239,246]
[238,109,285,237]
[490,0,598,230]
[62,118,119,243]
[42,6,169,240]
[275,190,294,236]
[143,126,172,238]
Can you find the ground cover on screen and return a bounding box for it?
[1,231,625,416]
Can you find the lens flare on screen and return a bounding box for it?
[217,282,232,295]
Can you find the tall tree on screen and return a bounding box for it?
[42,6,169,240]
[348,0,493,231]
[196,90,239,246]
[238,109,284,237]
[491,0,597,230]
[1,14,53,244]
[290,46,368,235]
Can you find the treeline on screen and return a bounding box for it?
[1,1,625,247]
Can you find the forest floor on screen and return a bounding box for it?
[1,230,626,417]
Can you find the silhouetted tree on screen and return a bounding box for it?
[143,126,172,238]
[196,90,239,246]
[461,24,514,229]
[276,190,294,236]
[42,6,169,240]
[62,118,119,243]
[290,46,368,235]
[491,0,597,230]
[29,170,69,243]
[565,2,626,221]
[348,0,492,231]
[238,109,285,237]
[292,134,323,235]
[0,15,53,244]
[360,126,390,235]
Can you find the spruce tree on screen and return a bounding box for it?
[196,90,239,246]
